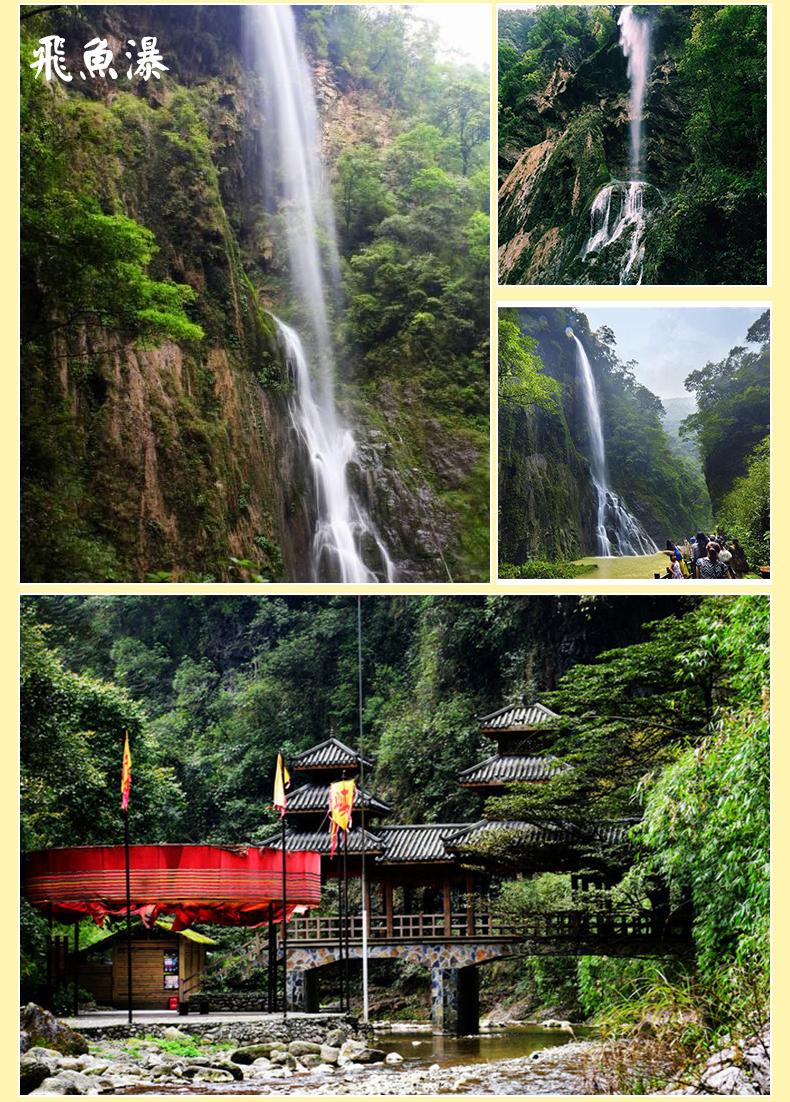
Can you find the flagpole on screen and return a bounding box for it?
[124,807,132,1025]
[120,731,133,1026]
[280,753,287,1022]
[343,827,350,1011]
[357,595,369,1022]
[267,901,276,1013]
[73,921,79,1018]
[337,835,345,1010]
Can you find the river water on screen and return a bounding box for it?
[122,1024,598,1095]
[574,552,670,580]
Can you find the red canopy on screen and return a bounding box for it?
[23,844,321,931]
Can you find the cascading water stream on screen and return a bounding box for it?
[580,6,661,284]
[566,327,658,557]
[244,6,395,582]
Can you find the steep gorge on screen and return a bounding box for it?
[498,307,712,568]
[21,5,489,582]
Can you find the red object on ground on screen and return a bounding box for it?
[22,844,321,930]
[168,996,179,1010]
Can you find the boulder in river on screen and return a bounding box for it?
[19,1006,88,1057]
[339,1038,386,1064]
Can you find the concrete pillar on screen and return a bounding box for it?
[286,968,304,1010]
[286,968,318,1012]
[431,965,479,1035]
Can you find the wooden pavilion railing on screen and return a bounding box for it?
[288,908,660,943]
[184,908,682,997]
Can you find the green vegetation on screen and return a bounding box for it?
[498,315,559,412]
[498,307,713,570]
[643,6,767,284]
[471,596,769,1092]
[21,5,489,582]
[498,5,767,285]
[681,310,769,517]
[499,561,595,580]
[498,6,617,150]
[719,436,769,570]
[21,594,768,1089]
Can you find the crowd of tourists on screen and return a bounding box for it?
[658,530,750,580]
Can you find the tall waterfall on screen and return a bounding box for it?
[566,327,658,557]
[244,6,395,582]
[580,6,660,285]
[618,4,651,179]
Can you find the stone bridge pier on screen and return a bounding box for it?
[286,941,520,1035]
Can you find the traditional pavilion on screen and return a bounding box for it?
[261,706,585,933]
[261,737,485,934]
[458,699,562,795]
[452,699,635,887]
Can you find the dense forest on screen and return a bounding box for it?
[21,5,489,582]
[498,306,716,576]
[498,5,767,285]
[21,594,769,1090]
[680,311,770,570]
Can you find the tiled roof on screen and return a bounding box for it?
[260,818,634,863]
[290,737,373,771]
[284,782,392,816]
[376,824,475,865]
[443,819,635,850]
[477,700,560,731]
[260,827,385,856]
[458,753,559,785]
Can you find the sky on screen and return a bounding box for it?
[579,306,767,400]
[409,4,492,69]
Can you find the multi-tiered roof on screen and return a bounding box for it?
[459,698,561,792]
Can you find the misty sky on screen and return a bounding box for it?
[410,4,492,68]
[580,306,767,400]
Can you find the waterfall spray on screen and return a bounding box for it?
[245,6,395,582]
[565,326,658,557]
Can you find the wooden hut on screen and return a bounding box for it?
[75,920,215,1010]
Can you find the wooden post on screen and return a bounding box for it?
[46,902,53,1011]
[384,881,394,938]
[281,809,287,1020]
[123,810,132,1024]
[443,876,452,935]
[73,922,79,1017]
[465,873,475,937]
[267,902,276,1013]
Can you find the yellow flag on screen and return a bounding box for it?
[329,779,355,857]
[273,753,290,817]
[121,732,131,812]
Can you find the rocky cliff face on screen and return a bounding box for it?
[22,6,480,582]
[499,401,596,563]
[498,43,689,285]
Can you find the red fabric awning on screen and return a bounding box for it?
[23,844,321,930]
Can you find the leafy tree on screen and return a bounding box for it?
[20,45,204,350]
[681,312,769,512]
[498,314,559,412]
[20,613,184,851]
[719,436,770,569]
[632,596,769,991]
[481,598,749,831]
